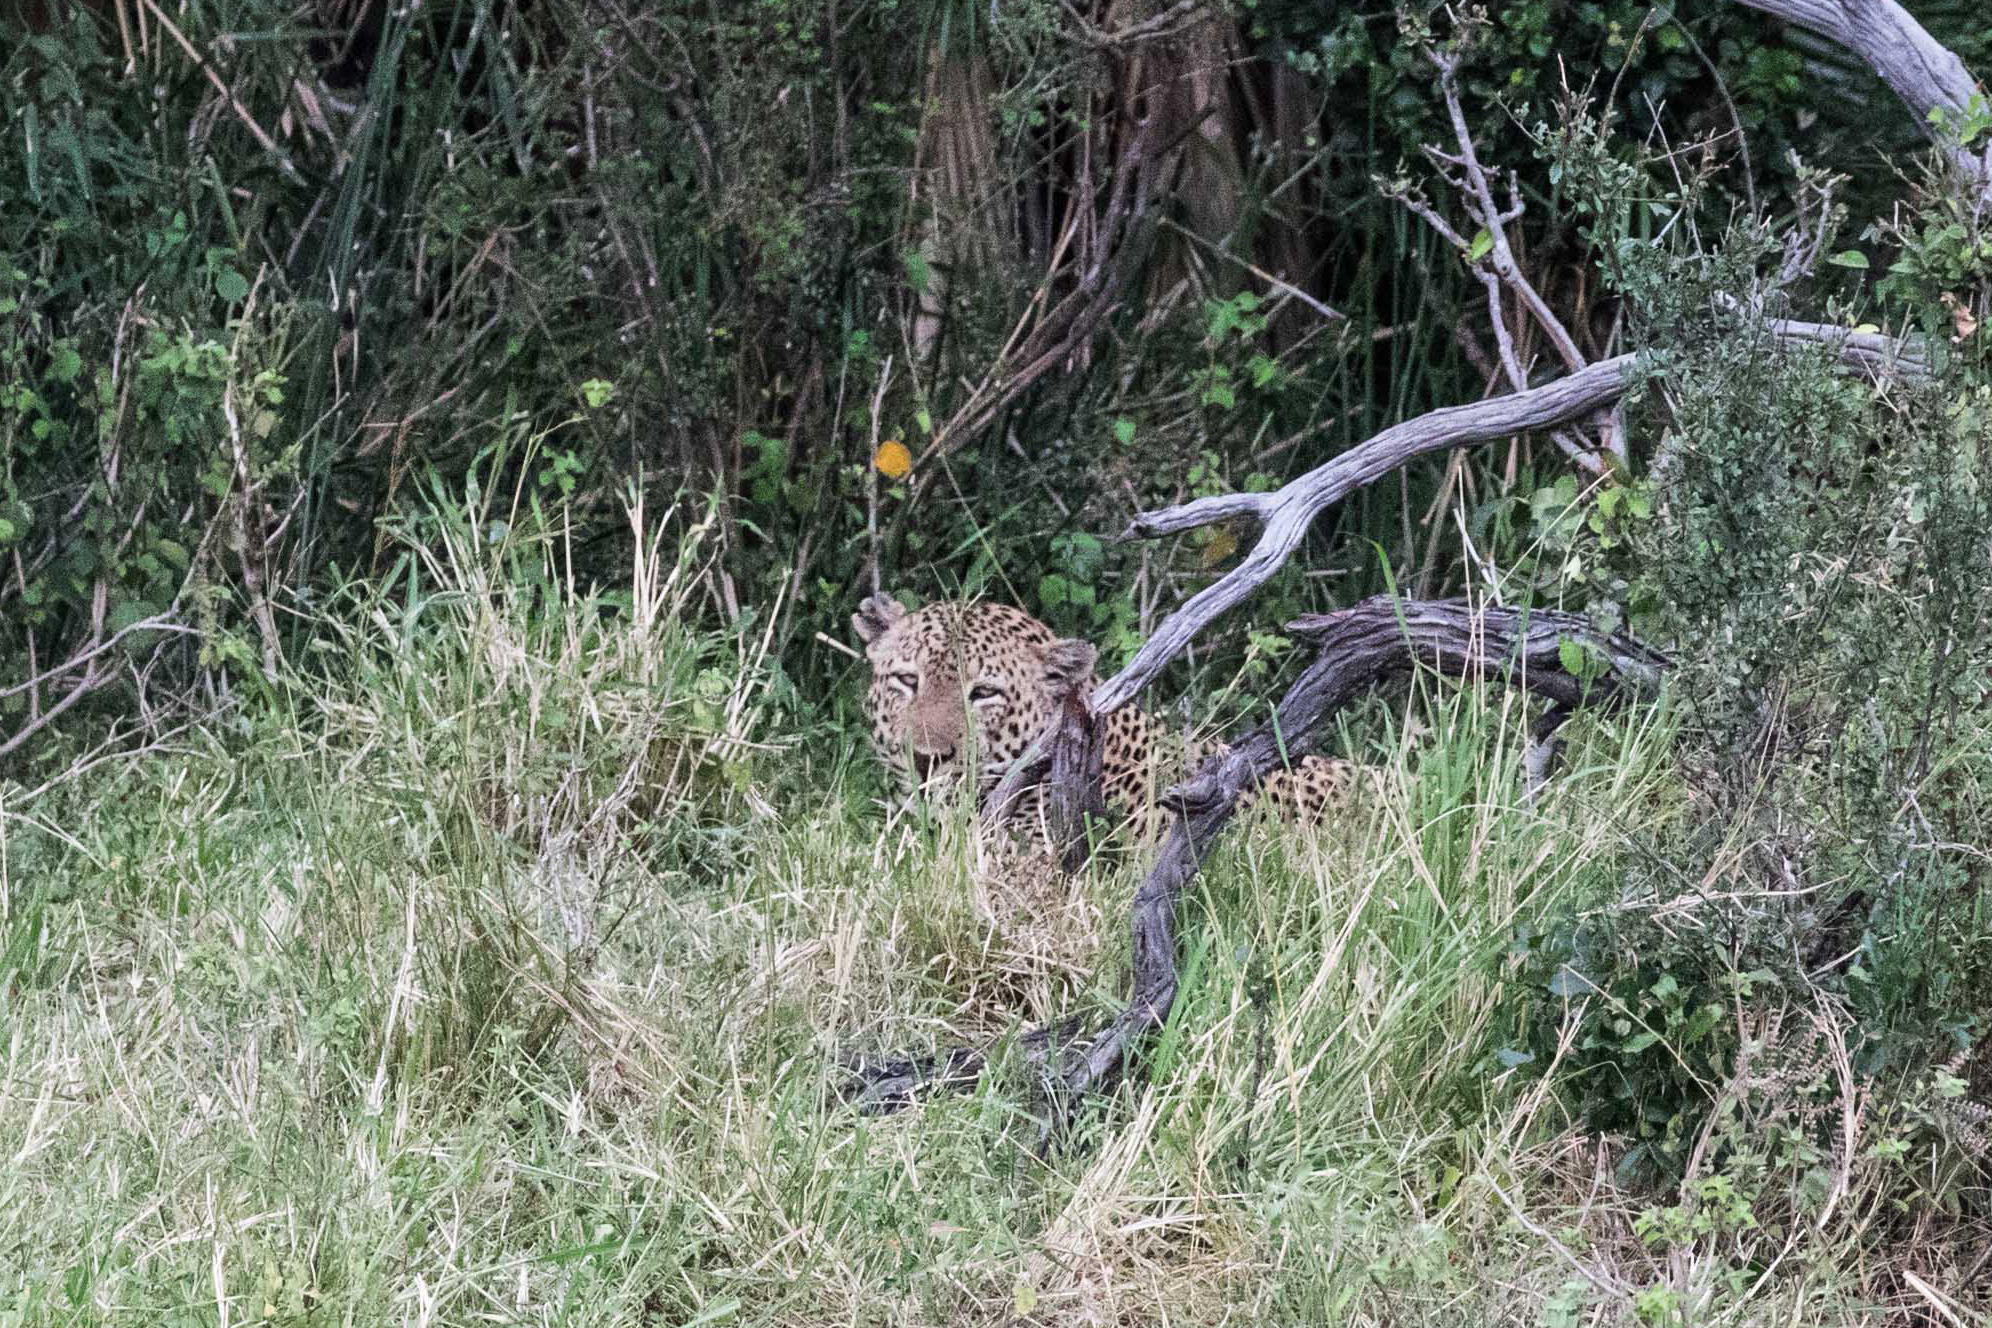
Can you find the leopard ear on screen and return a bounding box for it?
[1042,637,1099,688]
[852,593,910,645]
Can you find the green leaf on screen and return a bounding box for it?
[1467,228,1493,262]
[215,267,250,303]
[1113,416,1136,446]
[1827,250,1868,270]
[49,343,83,383]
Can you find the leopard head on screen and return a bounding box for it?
[851,593,1097,805]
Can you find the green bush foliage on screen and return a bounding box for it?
[11,0,1986,754]
[1500,136,1992,1183]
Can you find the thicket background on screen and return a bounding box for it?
[7,0,1987,723]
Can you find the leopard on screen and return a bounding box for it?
[851,592,1364,844]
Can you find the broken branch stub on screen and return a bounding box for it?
[1044,677,1109,872]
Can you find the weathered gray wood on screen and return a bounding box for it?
[846,0,1981,1127]
[1044,680,1109,872]
[1035,597,1667,1121]
[1091,355,1640,717]
[1091,311,1928,723]
[1087,0,1970,725]
[1732,0,1992,204]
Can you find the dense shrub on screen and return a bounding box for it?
[1500,143,1992,1181]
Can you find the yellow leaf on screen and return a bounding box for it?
[1199,523,1239,567]
[874,439,913,479]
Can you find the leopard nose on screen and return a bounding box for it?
[912,748,954,778]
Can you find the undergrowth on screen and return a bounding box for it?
[2,498,1988,1326]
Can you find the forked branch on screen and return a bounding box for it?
[1091,310,1930,721]
[1092,353,1638,716]
[1387,35,1608,474]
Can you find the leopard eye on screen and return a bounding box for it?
[967,683,1004,704]
[889,671,920,694]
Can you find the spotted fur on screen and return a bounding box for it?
[851,594,1362,840]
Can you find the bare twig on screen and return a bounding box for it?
[1392,42,1607,473]
[1157,216,1349,325]
[1429,49,1587,377]
[0,615,197,762]
[1057,0,1204,51]
[863,355,894,597]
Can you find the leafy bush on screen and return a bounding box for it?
[1500,136,1992,1181]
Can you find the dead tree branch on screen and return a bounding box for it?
[1387,39,1611,474]
[1042,600,1665,1121]
[917,104,1171,481]
[1078,9,1923,724]
[0,614,197,764]
[1090,311,1927,721]
[848,0,1982,1133]
[1,458,233,769]
[1094,354,1635,715]
[1731,0,1992,210]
